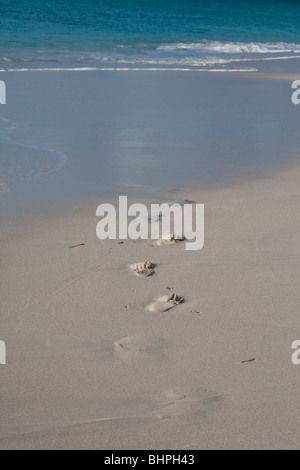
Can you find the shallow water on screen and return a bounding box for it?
[1,1,300,212]
[0,118,67,194]
[0,68,299,209]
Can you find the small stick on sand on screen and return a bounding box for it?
[69,243,86,249]
[240,358,256,364]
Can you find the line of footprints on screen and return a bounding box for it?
[129,234,185,313]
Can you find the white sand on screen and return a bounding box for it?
[1,161,300,450]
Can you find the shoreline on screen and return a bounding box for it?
[2,141,300,224]
[1,53,300,73]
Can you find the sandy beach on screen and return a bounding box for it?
[1,154,300,449]
[2,0,300,453]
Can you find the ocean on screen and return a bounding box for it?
[1,0,300,71]
[1,1,300,205]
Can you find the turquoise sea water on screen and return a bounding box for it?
[1,1,300,203]
[1,0,300,70]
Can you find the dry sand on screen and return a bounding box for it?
[0,161,300,450]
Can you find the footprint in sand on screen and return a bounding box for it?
[148,293,185,313]
[114,335,167,362]
[130,261,156,277]
[168,200,195,206]
[156,387,223,421]
[156,233,185,247]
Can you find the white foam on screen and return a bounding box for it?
[1,40,300,71]
[0,67,258,73]
[157,41,300,55]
